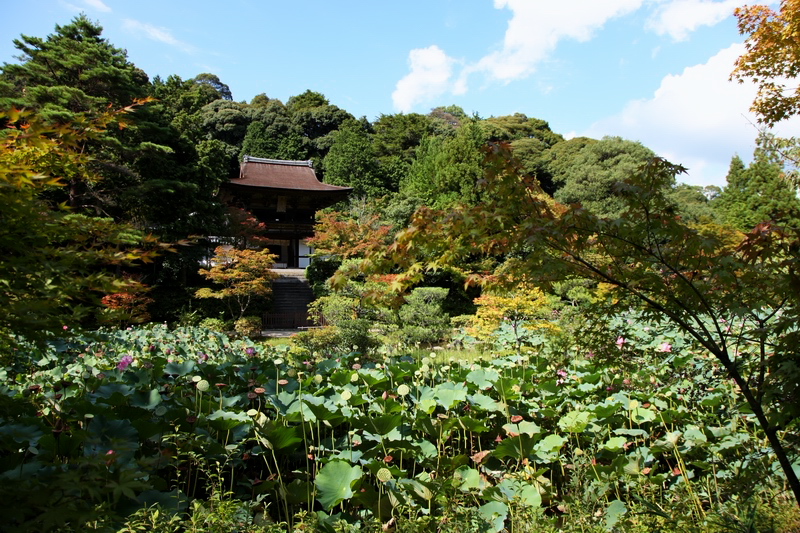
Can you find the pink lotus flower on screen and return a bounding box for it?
[616,337,626,348]
[658,342,672,353]
[117,355,134,371]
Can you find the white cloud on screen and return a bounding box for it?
[122,19,195,53]
[394,0,643,111]
[465,0,644,85]
[646,0,740,41]
[584,43,800,186]
[83,0,111,12]
[392,46,456,112]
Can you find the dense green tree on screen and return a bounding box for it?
[240,100,304,160]
[192,73,232,101]
[0,15,148,122]
[198,99,254,147]
[372,112,435,162]
[286,89,329,113]
[429,104,468,133]
[291,102,354,166]
[483,113,563,145]
[481,114,565,194]
[150,73,230,143]
[667,183,718,223]
[0,15,226,237]
[0,107,161,350]
[714,151,800,231]
[401,119,485,208]
[546,136,658,217]
[323,118,387,198]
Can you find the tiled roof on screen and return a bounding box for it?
[233,156,353,193]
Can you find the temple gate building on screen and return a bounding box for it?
[224,156,352,327]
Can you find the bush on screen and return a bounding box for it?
[397,287,450,345]
[199,317,230,332]
[234,315,262,338]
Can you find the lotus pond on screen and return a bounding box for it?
[0,322,798,532]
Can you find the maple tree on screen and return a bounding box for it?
[732,0,800,125]
[0,106,164,350]
[195,246,278,321]
[355,144,800,505]
[468,281,556,350]
[307,210,393,261]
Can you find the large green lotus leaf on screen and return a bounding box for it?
[165,360,196,376]
[603,436,628,452]
[315,358,341,373]
[683,425,708,447]
[0,423,44,446]
[434,382,468,409]
[613,428,648,437]
[372,396,404,414]
[85,416,139,463]
[351,413,403,436]
[411,438,438,459]
[466,367,499,390]
[453,465,484,492]
[207,409,251,431]
[259,423,302,451]
[302,397,343,425]
[468,393,503,412]
[494,434,534,460]
[503,420,540,437]
[535,434,567,455]
[558,410,594,433]
[92,383,133,405]
[271,390,299,415]
[285,399,317,423]
[630,407,656,424]
[315,460,363,510]
[335,449,363,463]
[605,499,627,530]
[457,416,490,433]
[130,389,162,410]
[285,479,314,505]
[576,382,601,394]
[487,478,542,509]
[478,501,508,533]
[356,368,387,387]
[398,479,435,502]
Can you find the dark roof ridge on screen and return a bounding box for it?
[242,155,313,168]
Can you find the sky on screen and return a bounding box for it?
[3,0,798,187]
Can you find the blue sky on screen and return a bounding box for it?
[3,0,798,186]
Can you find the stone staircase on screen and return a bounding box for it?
[265,269,315,328]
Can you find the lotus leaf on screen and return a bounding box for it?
[315,460,363,510]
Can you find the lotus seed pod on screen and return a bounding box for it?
[192,375,202,383]
[247,409,259,417]
[377,468,392,482]
[341,390,352,401]
[397,384,410,396]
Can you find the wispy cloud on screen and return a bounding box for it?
[646,0,740,41]
[83,0,111,12]
[466,0,643,84]
[393,0,643,111]
[392,46,456,112]
[584,44,800,186]
[122,19,195,54]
